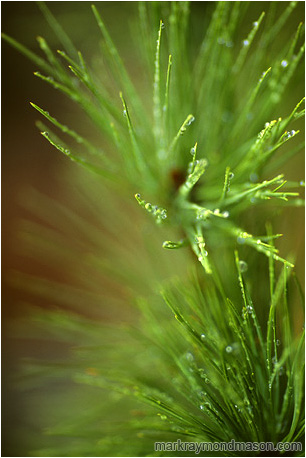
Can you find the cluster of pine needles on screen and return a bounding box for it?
[3,2,305,456]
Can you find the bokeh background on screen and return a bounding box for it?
[2,4,140,455]
[2,2,305,456]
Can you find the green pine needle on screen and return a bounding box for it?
[3,2,304,456]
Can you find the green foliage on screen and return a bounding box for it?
[3,2,305,456]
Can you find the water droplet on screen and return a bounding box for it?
[186,352,194,362]
[243,39,250,47]
[299,180,305,186]
[237,236,245,245]
[256,239,261,244]
[253,21,258,27]
[226,41,233,48]
[276,339,281,346]
[213,208,220,215]
[246,305,253,313]
[250,172,258,183]
[217,37,225,45]
[160,210,167,220]
[239,260,248,272]
[190,147,196,156]
[222,211,229,218]
[200,334,206,341]
[161,22,165,29]
[279,366,284,376]
[229,172,234,179]
[145,203,153,212]
[285,130,296,139]
[281,60,288,68]
[225,345,233,353]
[42,131,49,137]
[160,414,167,420]
[186,116,195,126]
[199,404,205,410]
[123,109,127,117]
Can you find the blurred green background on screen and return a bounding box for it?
[2,2,304,456]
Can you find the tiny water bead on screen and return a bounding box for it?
[285,130,296,139]
[229,172,234,180]
[200,334,206,341]
[217,37,225,45]
[276,339,281,346]
[243,39,250,47]
[239,260,248,272]
[186,116,195,126]
[300,180,305,186]
[190,146,196,156]
[186,352,194,362]
[195,235,205,247]
[198,252,208,262]
[246,305,253,313]
[281,60,288,68]
[123,109,127,117]
[222,211,229,218]
[135,193,167,222]
[249,172,259,183]
[237,231,252,244]
[253,21,258,27]
[196,209,210,220]
[217,36,233,46]
[161,22,165,29]
[225,345,233,353]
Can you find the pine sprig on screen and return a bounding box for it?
[3,2,304,456]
